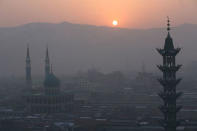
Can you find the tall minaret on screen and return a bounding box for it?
[45,46,50,78]
[157,17,182,131]
[26,44,32,88]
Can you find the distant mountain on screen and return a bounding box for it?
[0,22,196,77]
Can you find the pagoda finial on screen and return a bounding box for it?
[167,16,171,32]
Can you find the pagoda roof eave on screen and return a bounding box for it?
[156,48,181,56]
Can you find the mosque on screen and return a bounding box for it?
[25,46,73,114]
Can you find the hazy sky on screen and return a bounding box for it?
[0,0,197,28]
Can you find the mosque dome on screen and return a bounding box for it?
[44,73,60,87]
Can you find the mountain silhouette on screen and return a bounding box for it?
[0,22,196,76]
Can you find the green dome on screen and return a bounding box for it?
[44,73,60,87]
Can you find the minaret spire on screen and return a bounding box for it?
[45,45,50,78]
[27,44,30,58]
[26,44,32,88]
[167,16,171,32]
[164,17,174,50]
[157,18,182,131]
[51,64,53,74]
[46,45,49,59]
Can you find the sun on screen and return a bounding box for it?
[112,20,118,26]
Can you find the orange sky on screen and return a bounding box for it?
[0,0,197,28]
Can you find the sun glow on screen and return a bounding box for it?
[112,20,118,26]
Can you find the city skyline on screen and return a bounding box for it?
[1,1,197,130]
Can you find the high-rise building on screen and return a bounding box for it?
[157,18,182,131]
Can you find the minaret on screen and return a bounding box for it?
[45,46,50,78]
[50,64,53,74]
[157,17,182,131]
[26,44,32,88]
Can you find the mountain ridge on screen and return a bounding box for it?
[1,21,196,30]
[0,22,196,76]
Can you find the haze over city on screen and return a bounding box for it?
[0,1,197,131]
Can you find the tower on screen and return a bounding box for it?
[26,45,32,88]
[45,46,50,78]
[157,17,182,131]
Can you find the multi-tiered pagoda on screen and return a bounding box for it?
[157,18,182,131]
